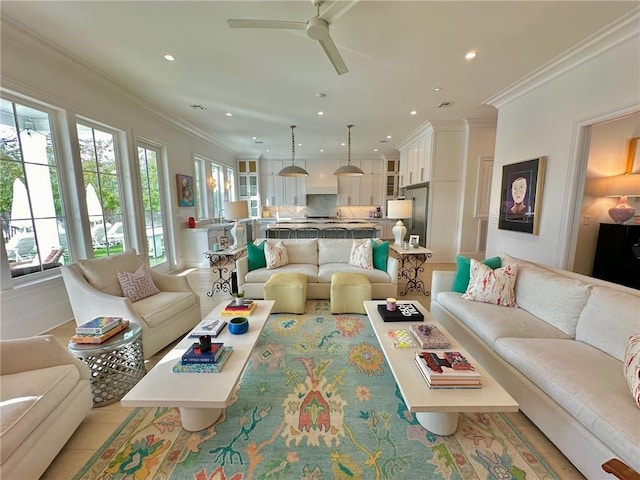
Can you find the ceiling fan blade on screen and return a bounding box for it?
[319,35,349,75]
[319,0,359,24]
[227,19,306,30]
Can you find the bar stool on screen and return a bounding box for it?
[268,227,292,239]
[323,227,349,239]
[296,227,320,239]
[352,227,377,239]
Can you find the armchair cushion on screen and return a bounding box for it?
[117,263,160,302]
[77,249,140,297]
[133,291,197,328]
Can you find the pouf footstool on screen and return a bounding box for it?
[264,272,307,314]
[330,272,372,314]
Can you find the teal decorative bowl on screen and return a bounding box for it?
[228,317,249,335]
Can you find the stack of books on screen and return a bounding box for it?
[409,324,451,349]
[173,341,232,373]
[221,299,257,316]
[414,351,482,389]
[71,316,128,344]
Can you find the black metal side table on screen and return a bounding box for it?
[389,244,433,296]
[204,246,246,296]
[68,322,145,407]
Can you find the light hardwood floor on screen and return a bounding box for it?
[41,263,585,479]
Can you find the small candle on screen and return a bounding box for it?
[386,297,397,311]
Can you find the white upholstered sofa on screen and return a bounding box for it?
[236,239,399,300]
[61,250,201,359]
[0,334,92,479]
[430,253,640,479]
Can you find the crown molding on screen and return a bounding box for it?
[485,7,640,109]
[1,15,236,155]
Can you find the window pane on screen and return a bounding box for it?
[138,145,165,266]
[1,99,66,278]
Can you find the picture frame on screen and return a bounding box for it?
[219,236,229,250]
[176,174,194,207]
[409,234,420,247]
[498,156,546,235]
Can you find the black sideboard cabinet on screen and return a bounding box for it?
[592,223,640,289]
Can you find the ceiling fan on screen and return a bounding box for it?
[227,0,358,75]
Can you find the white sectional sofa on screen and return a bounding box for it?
[430,253,640,479]
[236,239,399,300]
[0,334,92,479]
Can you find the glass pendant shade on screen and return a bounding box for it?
[334,124,364,176]
[278,125,309,177]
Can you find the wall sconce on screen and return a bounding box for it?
[208,177,217,190]
[225,180,232,191]
[604,174,640,224]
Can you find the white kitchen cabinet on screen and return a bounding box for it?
[360,174,383,206]
[337,175,360,205]
[182,225,231,267]
[260,159,306,206]
[337,158,384,206]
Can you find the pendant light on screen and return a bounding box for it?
[278,125,309,177]
[334,124,364,176]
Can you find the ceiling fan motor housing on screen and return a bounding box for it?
[306,16,329,40]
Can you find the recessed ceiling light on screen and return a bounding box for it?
[317,111,324,116]
[164,54,175,61]
[410,110,417,116]
[297,143,302,147]
[341,142,346,146]
[465,51,477,60]
[374,148,379,152]
[434,87,442,91]
[320,149,324,152]
[266,149,270,153]
[386,135,392,139]
[252,136,257,140]
[225,112,233,117]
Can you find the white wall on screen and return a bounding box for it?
[486,13,640,268]
[0,21,237,337]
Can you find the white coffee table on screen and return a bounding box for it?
[363,300,518,435]
[121,300,275,431]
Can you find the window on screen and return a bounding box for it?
[0,98,67,278]
[77,122,124,258]
[138,144,166,266]
[194,156,227,220]
[226,167,235,202]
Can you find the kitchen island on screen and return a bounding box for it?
[260,220,381,239]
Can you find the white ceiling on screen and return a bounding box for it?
[1,1,636,161]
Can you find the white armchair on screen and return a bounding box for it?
[0,335,92,479]
[61,250,201,358]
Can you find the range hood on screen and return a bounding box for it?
[306,185,338,195]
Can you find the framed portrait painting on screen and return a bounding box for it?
[176,174,194,207]
[498,156,546,235]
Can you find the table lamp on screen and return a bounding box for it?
[387,199,413,246]
[225,201,249,248]
[604,174,640,224]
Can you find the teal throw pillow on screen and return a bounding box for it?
[370,239,389,272]
[247,241,267,271]
[451,255,501,293]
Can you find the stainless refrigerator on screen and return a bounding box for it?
[401,183,429,247]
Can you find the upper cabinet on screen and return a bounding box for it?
[260,159,306,206]
[237,159,260,217]
[398,132,431,188]
[337,158,384,206]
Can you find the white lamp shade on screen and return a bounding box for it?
[604,174,640,198]
[224,201,249,220]
[387,199,413,219]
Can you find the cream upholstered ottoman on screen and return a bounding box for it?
[264,272,307,314]
[330,272,372,314]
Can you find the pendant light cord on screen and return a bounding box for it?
[347,124,353,165]
[290,125,296,166]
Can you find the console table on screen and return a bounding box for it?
[204,246,246,296]
[389,245,433,296]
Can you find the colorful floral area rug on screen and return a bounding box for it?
[74,301,559,480]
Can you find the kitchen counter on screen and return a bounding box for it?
[263,222,379,230]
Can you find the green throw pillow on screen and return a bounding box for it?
[370,239,389,272]
[451,255,501,293]
[247,241,267,271]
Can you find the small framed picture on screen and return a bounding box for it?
[220,236,229,249]
[409,235,419,247]
[176,174,194,207]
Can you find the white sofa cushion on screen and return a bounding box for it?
[436,291,571,347]
[264,240,289,269]
[245,264,319,284]
[0,365,80,463]
[77,250,140,297]
[503,254,591,337]
[318,263,391,284]
[263,239,317,264]
[318,239,354,265]
[576,286,640,361]
[495,337,640,466]
[133,291,198,328]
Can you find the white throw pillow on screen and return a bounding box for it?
[348,239,373,270]
[264,240,289,270]
[624,333,640,409]
[462,258,518,307]
[117,263,160,302]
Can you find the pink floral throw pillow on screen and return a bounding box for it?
[624,333,640,409]
[462,258,518,307]
[117,263,160,302]
[264,240,289,270]
[349,239,373,270]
